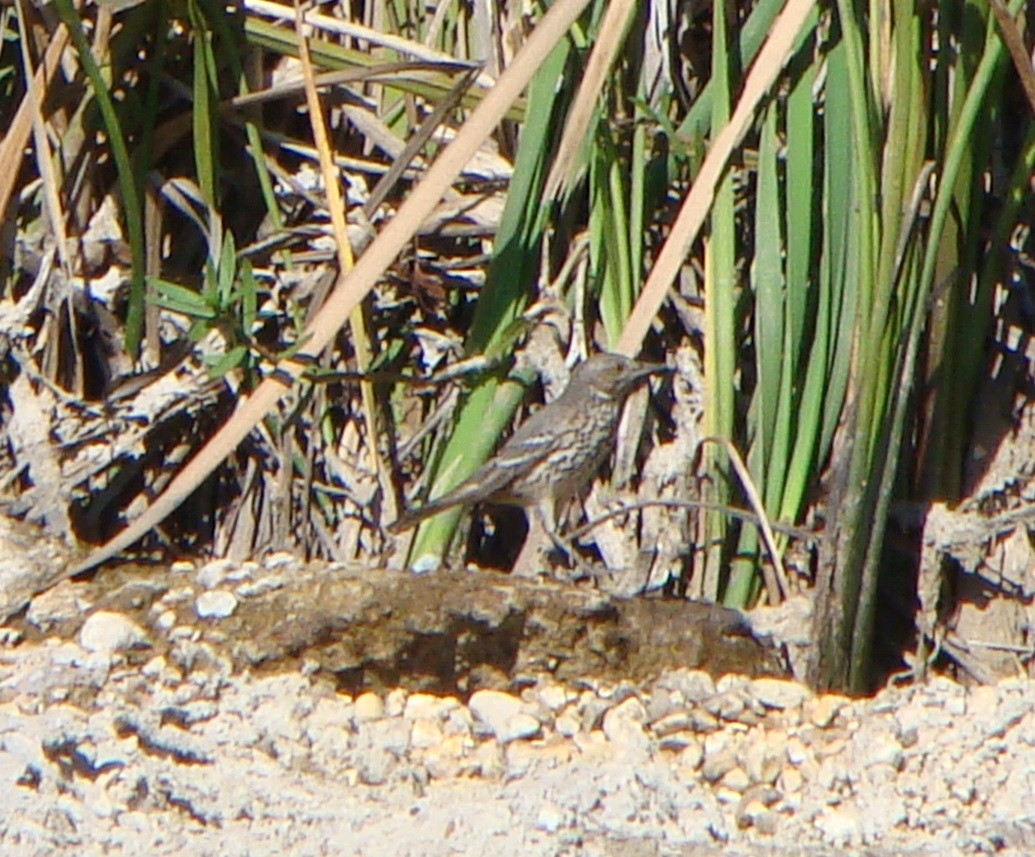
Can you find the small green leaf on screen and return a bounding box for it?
[218,231,237,307]
[150,279,218,319]
[205,345,249,378]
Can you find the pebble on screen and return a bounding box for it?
[410,718,444,750]
[807,694,844,728]
[469,690,540,743]
[648,707,687,732]
[78,612,150,654]
[602,696,651,759]
[153,610,177,631]
[740,734,783,785]
[701,747,738,783]
[555,713,580,738]
[404,693,445,720]
[196,559,236,588]
[668,669,717,703]
[719,766,750,793]
[537,683,572,712]
[195,590,238,620]
[354,692,385,722]
[815,805,865,846]
[859,732,904,770]
[384,688,407,718]
[657,730,696,752]
[750,677,812,711]
[535,805,565,833]
[262,552,301,571]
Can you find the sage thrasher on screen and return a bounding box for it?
[388,352,668,544]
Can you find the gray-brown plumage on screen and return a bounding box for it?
[388,353,667,535]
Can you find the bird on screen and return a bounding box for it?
[388,352,668,540]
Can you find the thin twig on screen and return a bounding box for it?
[704,437,790,601]
[568,498,818,545]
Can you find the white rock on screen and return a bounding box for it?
[717,674,751,694]
[535,805,565,833]
[469,690,540,743]
[385,688,407,718]
[651,710,694,736]
[410,718,444,749]
[263,552,301,570]
[858,732,903,769]
[702,747,738,783]
[815,806,864,846]
[678,741,704,771]
[555,714,580,738]
[720,766,751,793]
[658,730,696,752]
[751,677,812,710]
[807,694,845,727]
[154,610,177,631]
[195,590,238,620]
[606,695,647,723]
[141,656,166,677]
[78,611,150,654]
[236,576,287,598]
[602,697,651,759]
[404,693,445,720]
[670,669,717,703]
[196,558,236,588]
[537,683,572,712]
[354,692,384,722]
[741,735,783,785]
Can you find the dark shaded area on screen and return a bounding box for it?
[13,562,787,697]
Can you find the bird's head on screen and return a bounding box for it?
[570,352,670,400]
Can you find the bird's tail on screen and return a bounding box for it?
[387,479,490,534]
[386,501,447,534]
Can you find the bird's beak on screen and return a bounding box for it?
[631,360,671,379]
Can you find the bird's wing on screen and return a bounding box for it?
[388,406,562,532]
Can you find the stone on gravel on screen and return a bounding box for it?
[806,693,845,727]
[403,692,445,719]
[601,696,651,760]
[410,718,444,750]
[469,690,541,743]
[196,559,236,588]
[537,683,572,712]
[815,805,865,846]
[535,804,566,833]
[354,692,384,722]
[750,677,812,710]
[555,713,579,738]
[194,590,238,620]
[78,611,150,654]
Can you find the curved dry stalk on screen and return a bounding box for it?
[700,436,790,604]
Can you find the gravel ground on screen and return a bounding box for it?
[2,604,1035,857]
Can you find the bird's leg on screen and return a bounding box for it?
[538,505,579,567]
[511,503,553,578]
[511,501,591,579]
